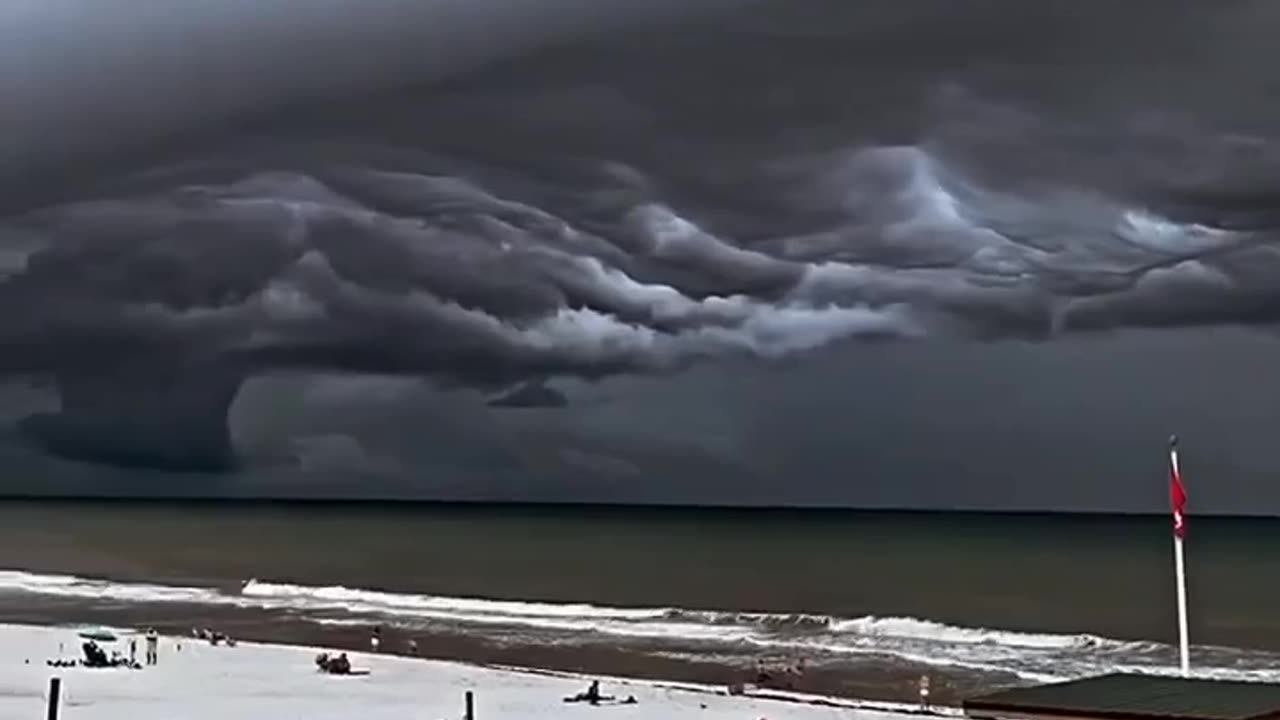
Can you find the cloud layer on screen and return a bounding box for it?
[3,0,1280,475]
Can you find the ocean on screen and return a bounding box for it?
[2,501,1278,700]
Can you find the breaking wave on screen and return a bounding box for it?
[2,569,1277,684]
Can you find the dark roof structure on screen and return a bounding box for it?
[963,674,1280,720]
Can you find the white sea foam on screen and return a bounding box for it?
[243,579,668,620]
[829,615,1099,649]
[2,569,1278,685]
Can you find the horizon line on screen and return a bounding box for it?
[0,495,1266,520]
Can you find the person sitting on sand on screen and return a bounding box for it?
[565,680,613,705]
[316,652,348,675]
[80,641,134,669]
[82,641,109,668]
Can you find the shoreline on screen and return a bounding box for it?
[14,620,965,716]
[4,610,1006,707]
[5,623,916,720]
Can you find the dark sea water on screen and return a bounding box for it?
[2,500,1279,698]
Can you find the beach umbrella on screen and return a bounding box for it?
[76,628,119,643]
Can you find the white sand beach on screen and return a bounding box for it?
[0,624,947,719]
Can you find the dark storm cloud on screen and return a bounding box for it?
[5,0,1280,472]
[0,0,749,171]
[5,135,1277,389]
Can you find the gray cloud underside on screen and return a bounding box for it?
[4,0,1280,477]
[3,134,1278,388]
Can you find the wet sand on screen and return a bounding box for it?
[0,601,1018,705]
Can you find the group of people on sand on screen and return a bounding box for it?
[309,624,439,678]
[192,627,237,647]
[47,628,161,670]
[315,652,358,675]
[368,625,419,655]
[726,658,808,695]
[367,625,421,657]
[46,640,139,670]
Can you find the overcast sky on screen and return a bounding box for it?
[3,0,1280,511]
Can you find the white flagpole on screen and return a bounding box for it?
[1170,436,1190,677]
[1174,531,1190,676]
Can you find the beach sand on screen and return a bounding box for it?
[0,599,1015,706]
[0,623,960,719]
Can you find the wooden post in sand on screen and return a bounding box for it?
[46,676,62,720]
[464,690,475,720]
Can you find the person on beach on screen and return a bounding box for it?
[81,641,110,668]
[145,628,158,665]
[315,652,351,675]
[407,638,418,656]
[565,680,620,706]
[370,625,381,653]
[129,638,137,666]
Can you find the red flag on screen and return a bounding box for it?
[1170,438,1187,539]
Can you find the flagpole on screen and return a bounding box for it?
[1169,435,1190,677]
[1174,527,1190,676]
